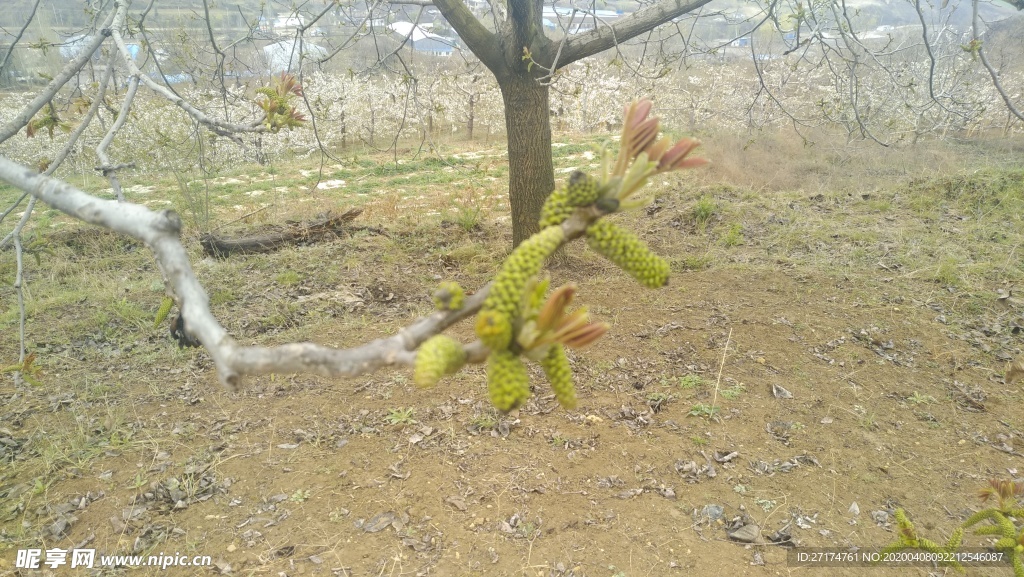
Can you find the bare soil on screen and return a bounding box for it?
[1,139,1023,577]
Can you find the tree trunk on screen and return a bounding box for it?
[499,73,554,247]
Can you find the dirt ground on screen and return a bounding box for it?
[1,136,1023,577]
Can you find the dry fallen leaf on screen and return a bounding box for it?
[1005,356,1024,384]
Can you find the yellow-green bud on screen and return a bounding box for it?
[586,220,669,288]
[414,335,466,388]
[433,281,465,311]
[539,172,603,228]
[475,309,513,351]
[482,226,565,321]
[541,344,576,409]
[564,171,600,206]
[539,185,575,228]
[487,349,530,412]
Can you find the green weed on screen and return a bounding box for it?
[722,223,743,247]
[275,270,302,286]
[688,403,719,418]
[720,383,745,400]
[385,408,416,426]
[692,195,716,228]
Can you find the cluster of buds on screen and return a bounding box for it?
[517,282,608,409]
[256,73,307,132]
[415,99,708,413]
[516,282,608,359]
[603,99,708,209]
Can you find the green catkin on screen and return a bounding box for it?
[539,171,603,228]
[487,349,531,412]
[564,171,601,206]
[586,219,670,288]
[539,185,575,228]
[541,344,576,409]
[475,309,513,351]
[153,296,174,328]
[413,335,467,388]
[432,281,465,311]
[479,225,565,328]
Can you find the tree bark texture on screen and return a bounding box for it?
[499,73,554,247]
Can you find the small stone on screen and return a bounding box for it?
[699,504,724,522]
[728,524,760,543]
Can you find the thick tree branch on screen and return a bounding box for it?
[433,0,501,72]
[0,3,123,145]
[554,0,714,66]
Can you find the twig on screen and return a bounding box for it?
[1,56,115,248]
[109,26,268,142]
[0,3,123,145]
[95,75,139,201]
[0,0,42,77]
[972,0,1024,123]
[710,328,732,416]
[11,196,37,382]
[0,157,612,390]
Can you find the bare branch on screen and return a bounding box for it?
[0,0,42,78]
[973,0,1024,122]
[95,76,140,202]
[0,3,124,145]
[1,57,114,246]
[0,155,612,390]
[12,198,33,370]
[109,27,268,141]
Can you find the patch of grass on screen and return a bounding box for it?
[110,297,150,331]
[675,254,712,271]
[721,223,744,247]
[470,413,498,431]
[933,257,961,286]
[692,195,716,228]
[549,434,571,448]
[275,270,302,286]
[550,142,596,157]
[210,289,236,306]
[446,203,482,232]
[907,391,936,405]
[691,435,709,446]
[675,374,705,390]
